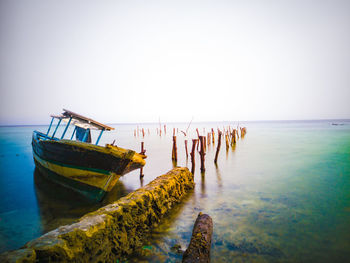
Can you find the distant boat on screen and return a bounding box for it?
[32,109,146,201]
[331,123,344,126]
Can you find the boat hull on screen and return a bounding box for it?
[32,131,145,201]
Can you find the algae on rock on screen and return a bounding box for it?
[0,167,194,263]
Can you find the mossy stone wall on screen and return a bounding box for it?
[1,167,194,262]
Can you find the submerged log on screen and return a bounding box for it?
[182,212,213,263]
[1,168,194,263]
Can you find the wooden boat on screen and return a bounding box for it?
[32,109,146,201]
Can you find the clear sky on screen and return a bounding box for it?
[1,0,349,125]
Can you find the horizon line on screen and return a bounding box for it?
[0,118,349,128]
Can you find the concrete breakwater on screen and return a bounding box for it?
[1,167,194,262]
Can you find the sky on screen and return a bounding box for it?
[0,0,349,125]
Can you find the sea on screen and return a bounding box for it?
[0,120,349,262]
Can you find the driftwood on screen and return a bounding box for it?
[182,212,213,263]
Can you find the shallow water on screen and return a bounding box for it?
[0,120,350,262]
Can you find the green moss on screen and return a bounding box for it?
[1,167,194,263]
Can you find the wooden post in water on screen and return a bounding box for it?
[225,132,229,150]
[214,130,222,163]
[199,136,206,172]
[231,129,236,146]
[211,128,215,144]
[172,135,177,162]
[196,128,200,151]
[182,212,213,263]
[142,128,145,138]
[184,139,188,159]
[241,127,247,137]
[190,139,198,174]
[164,125,166,135]
[207,133,210,146]
[140,142,145,178]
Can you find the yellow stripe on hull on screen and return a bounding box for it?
[33,152,120,192]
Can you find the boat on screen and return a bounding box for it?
[32,109,146,201]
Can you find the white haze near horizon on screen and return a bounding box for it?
[0,0,349,125]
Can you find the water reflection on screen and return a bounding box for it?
[200,171,206,197]
[33,168,129,233]
[215,164,223,189]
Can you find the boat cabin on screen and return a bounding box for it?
[35,109,114,145]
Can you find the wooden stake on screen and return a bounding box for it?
[184,139,188,159]
[172,136,177,162]
[140,142,145,178]
[211,128,215,144]
[231,129,236,145]
[190,139,198,174]
[196,128,200,151]
[199,136,206,172]
[225,132,229,150]
[214,130,222,163]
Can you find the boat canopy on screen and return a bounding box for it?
[41,109,114,145]
[51,109,114,131]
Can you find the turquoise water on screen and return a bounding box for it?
[0,121,350,262]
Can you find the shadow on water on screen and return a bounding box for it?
[33,168,130,233]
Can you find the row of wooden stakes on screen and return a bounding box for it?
[172,126,247,174]
[134,125,179,138]
[135,125,247,176]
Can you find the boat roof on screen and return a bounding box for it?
[51,109,114,131]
